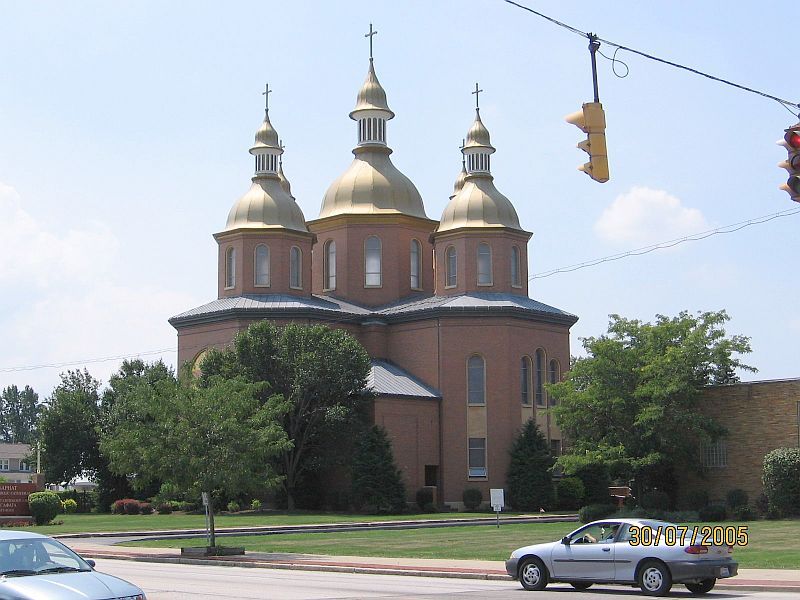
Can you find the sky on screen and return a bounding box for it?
[2,0,798,399]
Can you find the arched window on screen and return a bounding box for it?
[225,247,235,289]
[548,359,560,405]
[535,349,545,406]
[254,244,270,287]
[511,246,522,287]
[290,246,302,289]
[410,239,422,289]
[477,242,492,285]
[365,236,382,287]
[445,246,457,288]
[467,355,485,405]
[521,356,532,405]
[324,240,336,290]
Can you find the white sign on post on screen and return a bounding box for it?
[490,488,505,511]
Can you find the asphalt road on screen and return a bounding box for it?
[93,559,798,600]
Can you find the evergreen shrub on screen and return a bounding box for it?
[416,487,435,512]
[763,448,800,516]
[462,488,483,511]
[640,490,670,510]
[698,504,727,522]
[556,477,585,510]
[726,488,749,509]
[578,503,616,523]
[505,420,555,511]
[28,492,62,526]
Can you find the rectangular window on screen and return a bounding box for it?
[424,465,438,487]
[701,441,728,468]
[468,438,487,478]
[550,439,562,456]
[0,459,8,471]
[19,461,30,472]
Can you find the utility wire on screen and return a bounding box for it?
[531,207,800,280]
[502,0,800,114]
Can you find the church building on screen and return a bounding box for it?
[170,49,578,508]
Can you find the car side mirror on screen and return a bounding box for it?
[561,536,571,545]
[85,559,96,568]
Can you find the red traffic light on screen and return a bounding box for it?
[786,130,800,149]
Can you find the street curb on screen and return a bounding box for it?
[83,551,800,591]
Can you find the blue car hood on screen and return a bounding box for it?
[0,570,141,599]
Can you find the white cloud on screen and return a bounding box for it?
[0,182,198,397]
[594,186,710,247]
[0,182,119,288]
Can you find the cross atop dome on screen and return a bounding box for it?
[472,83,483,111]
[365,23,378,60]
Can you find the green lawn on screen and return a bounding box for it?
[39,510,553,535]
[122,519,800,569]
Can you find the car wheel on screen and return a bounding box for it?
[638,560,672,596]
[570,582,593,590]
[518,557,548,591]
[685,579,716,594]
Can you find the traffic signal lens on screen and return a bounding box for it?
[786,131,800,149]
[788,176,800,194]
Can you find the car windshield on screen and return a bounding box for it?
[0,538,91,577]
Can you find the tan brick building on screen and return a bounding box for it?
[170,58,577,508]
[683,379,800,505]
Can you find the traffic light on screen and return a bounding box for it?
[565,102,609,183]
[778,126,800,202]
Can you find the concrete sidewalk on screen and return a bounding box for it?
[67,541,800,593]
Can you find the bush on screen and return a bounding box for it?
[351,426,407,514]
[732,505,757,521]
[156,502,173,514]
[226,501,240,513]
[55,490,95,513]
[698,504,727,522]
[578,503,616,523]
[462,488,483,511]
[506,421,555,511]
[28,492,62,526]
[556,477,585,510]
[139,502,153,515]
[640,490,670,510]
[416,487,435,512]
[573,463,611,505]
[683,490,710,511]
[111,499,126,515]
[123,499,141,515]
[250,499,261,511]
[61,498,78,514]
[726,488,749,509]
[763,447,800,517]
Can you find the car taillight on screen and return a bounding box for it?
[727,545,734,554]
[684,545,709,554]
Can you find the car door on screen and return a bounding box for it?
[550,522,616,581]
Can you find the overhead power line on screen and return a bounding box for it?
[531,207,800,280]
[502,0,800,115]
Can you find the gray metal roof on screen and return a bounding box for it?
[170,292,577,327]
[368,360,441,398]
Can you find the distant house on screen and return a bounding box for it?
[0,443,34,484]
[683,379,800,504]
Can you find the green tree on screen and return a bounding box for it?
[506,420,555,511]
[549,310,754,499]
[100,374,289,547]
[351,425,406,514]
[1,385,41,443]
[200,322,372,510]
[39,370,102,484]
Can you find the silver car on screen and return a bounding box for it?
[0,530,146,600]
[506,518,738,596]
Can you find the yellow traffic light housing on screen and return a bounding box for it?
[565,102,609,183]
[778,126,800,202]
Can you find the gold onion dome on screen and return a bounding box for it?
[452,163,468,197]
[253,110,280,149]
[350,59,394,118]
[278,161,292,197]
[320,151,426,218]
[437,178,522,232]
[464,110,494,151]
[225,179,308,232]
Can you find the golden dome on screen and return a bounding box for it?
[437,177,522,233]
[452,163,468,197]
[350,60,394,119]
[226,177,307,232]
[320,149,426,218]
[464,110,495,151]
[253,111,280,149]
[277,161,292,197]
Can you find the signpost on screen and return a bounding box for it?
[490,488,505,528]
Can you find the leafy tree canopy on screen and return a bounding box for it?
[200,322,372,510]
[0,384,41,444]
[39,370,102,484]
[550,310,754,491]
